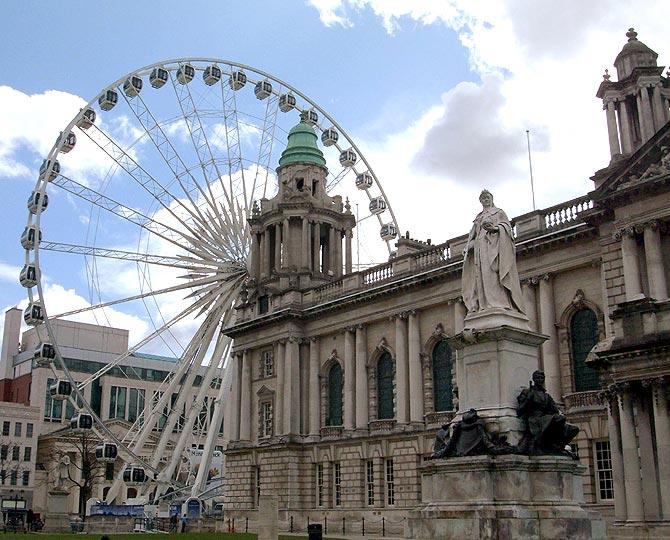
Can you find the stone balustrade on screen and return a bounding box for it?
[563,390,605,412]
[299,195,593,309]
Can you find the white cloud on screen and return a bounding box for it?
[308,0,668,240]
[0,86,122,187]
[0,261,21,283]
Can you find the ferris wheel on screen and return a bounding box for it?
[20,58,400,502]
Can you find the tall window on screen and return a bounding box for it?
[109,386,127,419]
[22,471,29,486]
[44,379,62,422]
[10,471,17,486]
[26,423,33,438]
[594,440,614,501]
[386,458,395,506]
[316,463,324,507]
[259,401,273,438]
[366,460,375,505]
[23,447,31,462]
[128,388,145,424]
[261,350,274,377]
[432,340,454,411]
[105,463,115,481]
[2,422,9,436]
[14,422,22,437]
[12,446,20,461]
[377,353,394,419]
[570,308,600,391]
[327,362,343,426]
[333,462,341,507]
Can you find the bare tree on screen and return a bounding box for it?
[52,431,105,518]
[0,439,28,488]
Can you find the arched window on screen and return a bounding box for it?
[432,340,453,411]
[126,487,138,499]
[327,362,343,426]
[377,352,394,420]
[570,308,600,392]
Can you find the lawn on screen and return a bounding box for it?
[1,534,341,540]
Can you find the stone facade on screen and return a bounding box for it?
[219,29,670,536]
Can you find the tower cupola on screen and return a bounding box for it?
[596,28,669,163]
[246,120,356,304]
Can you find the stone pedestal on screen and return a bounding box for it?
[451,324,547,444]
[406,456,606,540]
[43,490,70,532]
[258,495,278,540]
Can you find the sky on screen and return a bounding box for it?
[0,0,667,356]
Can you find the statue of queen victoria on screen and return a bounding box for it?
[462,190,525,315]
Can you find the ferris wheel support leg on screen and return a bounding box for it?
[191,361,231,497]
[154,333,231,497]
[103,307,225,504]
[149,310,225,470]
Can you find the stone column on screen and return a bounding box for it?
[312,222,320,273]
[329,226,336,275]
[453,299,466,334]
[618,98,633,153]
[640,85,655,140]
[239,349,251,441]
[250,232,260,280]
[408,310,423,423]
[605,392,628,521]
[538,274,561,400]
[343,328,356,430]
[618,386,644,520]
[345,229,353,274]
[302,217,310,270]
[521,278,538,331]
[282,218,291,269]
[283,337,300,434]
[274,223,282,272]
[395,314,409,424]
[619,227,644,301]
[636,384,660,520]
[643,221,667,300]
[229,353,241,440]
[275,341,285,435]
[333,229,342,278]
[262,231,270,279]
[653,84,666,131]
[354,325,368,430]
[309,337,320,436]
[606,99,621,156]
[652,379,670,519]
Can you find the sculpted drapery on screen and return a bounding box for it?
[462,190,525,314]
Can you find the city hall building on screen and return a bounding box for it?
[222,29,670,537]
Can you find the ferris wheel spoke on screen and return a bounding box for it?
[75,284,233,391]
[169,69,237,214]
[83,122,216,241]
[40,240,219,271]
[218,77,249,213]
[121,90,220,226]
[51,174,216,260]
[50,271,231,320]
[253,92,280,200]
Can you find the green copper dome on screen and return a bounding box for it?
[278,121,326,168]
